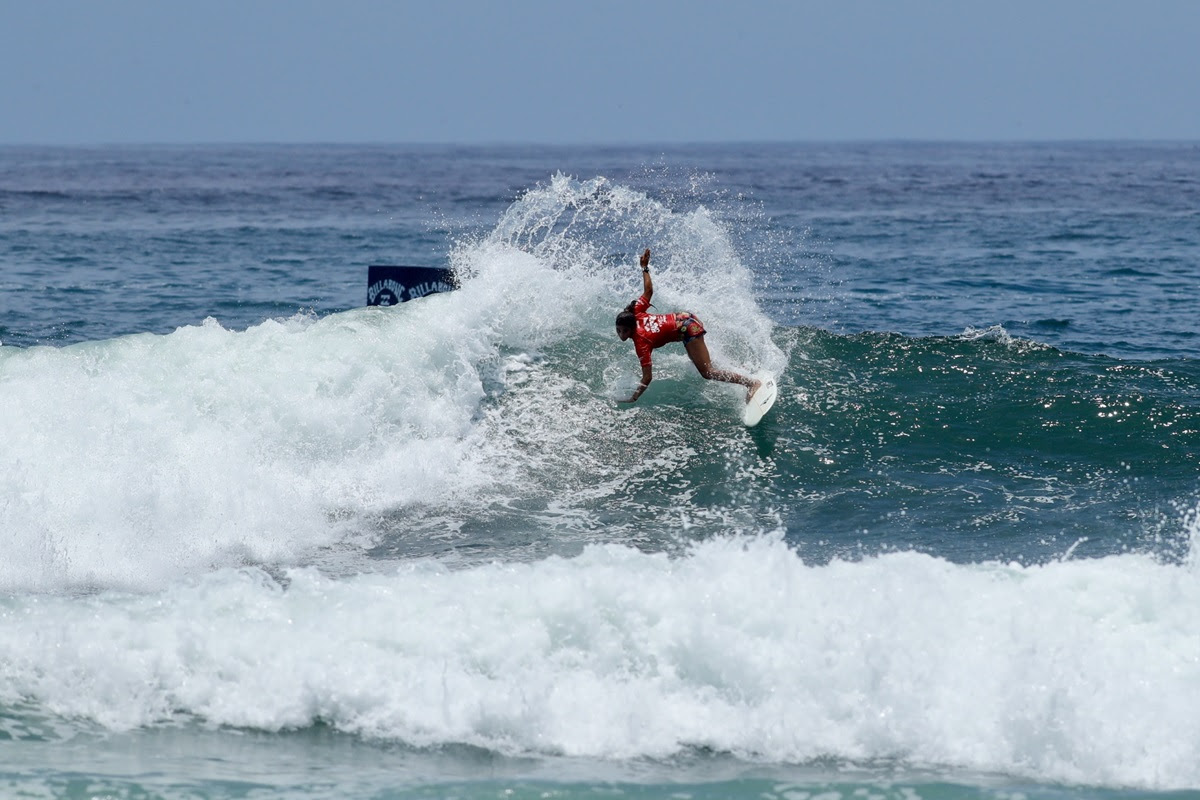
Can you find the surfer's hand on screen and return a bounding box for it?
[640,249,650,269]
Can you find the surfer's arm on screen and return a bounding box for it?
[640,248,653,301]
[619,365,653,403]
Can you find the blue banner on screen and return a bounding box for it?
[367,265,457,306]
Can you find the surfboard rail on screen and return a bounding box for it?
[743,373,778,427]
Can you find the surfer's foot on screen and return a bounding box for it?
[746,380,762,403]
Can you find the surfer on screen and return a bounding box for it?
[616,249,760,403]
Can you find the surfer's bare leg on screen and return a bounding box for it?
[685,338,759,400]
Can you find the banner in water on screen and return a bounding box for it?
[367,265,457,306]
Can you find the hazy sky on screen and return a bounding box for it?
[3,0,1198,145]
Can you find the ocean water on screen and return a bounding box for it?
[1,142,1199,799]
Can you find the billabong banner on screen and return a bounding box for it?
[367,265,457,306]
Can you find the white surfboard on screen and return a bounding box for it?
[742,373,778,427]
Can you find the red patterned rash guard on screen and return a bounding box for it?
[631,295,706,367]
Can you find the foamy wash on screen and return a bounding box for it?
[1,144,1199,799]
[6,535,1200,785]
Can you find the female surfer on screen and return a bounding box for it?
[616,248,760,404]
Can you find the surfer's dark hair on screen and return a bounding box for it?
[615,309,636,331]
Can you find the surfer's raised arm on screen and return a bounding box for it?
[639,248,653,301]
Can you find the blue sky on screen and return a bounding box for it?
[2,0,1198,144]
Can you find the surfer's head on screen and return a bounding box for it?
[615,310,636,341]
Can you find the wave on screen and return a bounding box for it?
[3,176,1200,592]
[3,533,1200,790]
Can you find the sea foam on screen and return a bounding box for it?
[2,534,1198,790]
